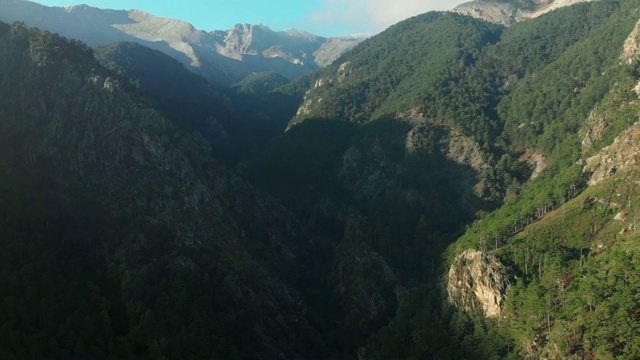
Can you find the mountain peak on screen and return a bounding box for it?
[231,23,272,33]
[453,0,595,25]
[282,28,323,41]
[0,1,365,85]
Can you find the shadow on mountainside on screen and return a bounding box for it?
[242,116,499,356]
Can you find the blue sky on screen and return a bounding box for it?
[30,0,466,36]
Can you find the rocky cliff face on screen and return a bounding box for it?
[0,0,366,85]
[447,249,510,318]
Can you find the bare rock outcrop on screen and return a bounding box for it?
[579,108,608,154]
[447,249,510,318]
[519,150,547,180]
[404,117,492,201]
[583,121,640,185]
[621,18,640,65]
[453,1,529,26]
[531,0,595,18]
[453,0,595,26]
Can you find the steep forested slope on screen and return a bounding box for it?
[248,0,640,358]
[443,0,640,358]
[289,13,502,132]
[93,41,300,165]
[0,22,329,358]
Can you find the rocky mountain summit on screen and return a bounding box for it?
[453,1,530,26]
[0,0,366,85]
[453,0,596,25]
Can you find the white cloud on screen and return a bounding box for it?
[307,0,468,34]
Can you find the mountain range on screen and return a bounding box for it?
[4,0,640,359]
[0,0,368,86]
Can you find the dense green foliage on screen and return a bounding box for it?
[294,1,626,149]
[231,71,290,94]
[289,13,503,133]
[5,0,640,357]
[468,171,640,359]
[266,0,640,358]
[0,22,327,359]
[439,1,640,358]
[499,2,639,153]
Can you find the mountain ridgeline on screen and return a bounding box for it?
[4,0,640,358]
[92,41,300,164]
[0,0,367,86]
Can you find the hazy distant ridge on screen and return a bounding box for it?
[0,0,368,85]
